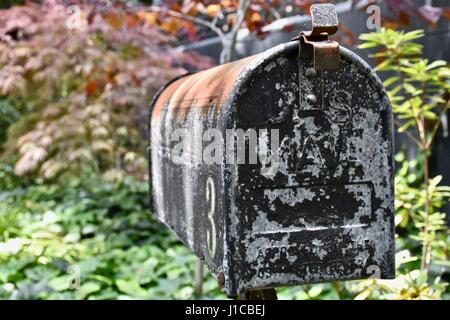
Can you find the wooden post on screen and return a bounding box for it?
[239,288,278,300]
[193,258,203,297]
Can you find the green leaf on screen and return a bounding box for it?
[429,175,443,189]
[308,285,323,298]
[48,275,72,292]
[358,42,379,49]
[374,59,392,72]
[402,29,425,41]
[423,111,438,120]
[354,288,372,300]
[425,60,447,71]
[398,120,414,133]
[383,76,400,88]
[115,279,146,297]
[403,83,421,96]
[76,282,101,299]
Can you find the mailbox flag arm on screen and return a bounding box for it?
[293,3,340,71]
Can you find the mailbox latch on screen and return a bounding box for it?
[294,3,340,71]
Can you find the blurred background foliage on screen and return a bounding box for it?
[0,0,449,300]
[0,0,213,182]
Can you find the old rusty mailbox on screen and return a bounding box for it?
[149,3,395,296]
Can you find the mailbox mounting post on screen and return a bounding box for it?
[239,288,278,300]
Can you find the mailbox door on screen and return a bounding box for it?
[224,42,395,294]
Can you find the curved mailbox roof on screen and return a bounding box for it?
[151,41,389,123]
[151,54,256,120]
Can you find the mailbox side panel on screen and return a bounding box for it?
[151,107,225,272]
[225,42,395,294]
[149,58,254,277]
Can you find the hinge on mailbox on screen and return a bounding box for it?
[293,3,340,71]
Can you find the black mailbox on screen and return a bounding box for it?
[149,3,395,296]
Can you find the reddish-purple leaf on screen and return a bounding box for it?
[384,0,413,14]
[418,5,443,25]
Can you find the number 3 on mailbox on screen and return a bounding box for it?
[206,177,216,259]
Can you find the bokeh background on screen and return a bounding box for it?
[0,0,448,299]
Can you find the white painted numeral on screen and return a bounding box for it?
[206,177,216,258]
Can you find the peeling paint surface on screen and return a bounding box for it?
[149,41,395,295]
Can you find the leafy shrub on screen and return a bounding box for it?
[350,28,450,299]
[0,1,213,181]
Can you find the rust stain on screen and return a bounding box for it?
[152,55,256,120]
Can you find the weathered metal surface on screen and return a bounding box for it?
[149,4,395,296]
[151,55,254,120]
[299,35,340,71]
[309,3,339,36]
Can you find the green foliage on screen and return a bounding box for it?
[359,28,449,139]
[0,163,22,191]
[356,28,450,299]
[0,97,21,149]
[346,261,448,300]
[0,175,225,299]
[395,153,450,267]
[0,0,24,9]
[359,29,424,70]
